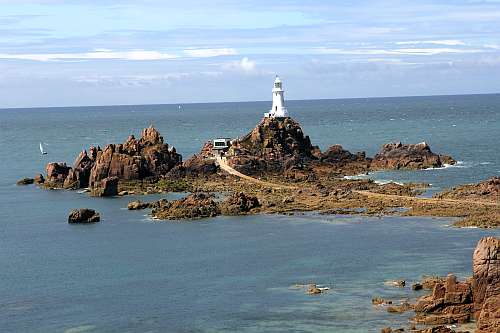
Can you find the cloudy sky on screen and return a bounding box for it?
[1,0,499,108]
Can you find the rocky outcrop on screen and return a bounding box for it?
[220,192,260,215]
[89,126,182,187]
[45,162,71,186]
[177,143,218,177]
[413,274,473,325]
[371,142,455,170]
[472,237,500,332]
[152,193,220,220]
[320,145,368,165]
[42,126,182,191]
[226,117,320,174]
[412,237,499,331]
[91,176,118,197]
[63,147,99,189]
[68,209,100,224]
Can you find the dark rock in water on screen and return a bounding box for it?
[412,283,424,291]
[152,193,220,220]
[68,209,100,224]
[64,147,99,189]
[16,177,34,185]
[220,192,260,215]
[472,237,500,332]
[89,126,182,188]
[415,326,455,333]
[226,117,320,174]
[34,173,45,184]
[45,162,71,186]
[91,176,118,197]
[371,142,455,170]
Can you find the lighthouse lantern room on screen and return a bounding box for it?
[265,75,289,118]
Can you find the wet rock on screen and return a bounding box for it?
[307,284,322,295]
[387,301,412,313]
[372,297,393,305]
[413,283,424,291]
[436,177,499,203]
[91,176,118,197]
[16,177,34,185]
[220,192,260,215]
[385,280,406,288]
[152,193,220,220]
[68,209,100,224]
[371,142,455,170]
[127,200,152,210]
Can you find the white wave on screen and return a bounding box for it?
[422,161,468,171]
[479,162,492,165]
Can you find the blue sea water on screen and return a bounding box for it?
[0,95,499,332]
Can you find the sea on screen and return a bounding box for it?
[0,94,499,333]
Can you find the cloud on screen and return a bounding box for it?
[222,57,257,73]
[0,49,178,61]
[314,47,486,56]
[395,40,466,46]
[183,48,237,57]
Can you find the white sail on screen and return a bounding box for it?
[39,142,46,155]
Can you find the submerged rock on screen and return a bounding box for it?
[371,142,455,170]
[68,209,100,224]
[16,177,34,185]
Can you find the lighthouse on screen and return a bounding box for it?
[265,75,288,118]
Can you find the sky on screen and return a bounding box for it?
[0,0,499,108]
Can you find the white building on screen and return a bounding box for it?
[265,75,289,118]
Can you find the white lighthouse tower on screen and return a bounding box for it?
[265,75,288,118]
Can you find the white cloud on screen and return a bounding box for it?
[222,57,257,73]
[183,48,237,58]
[0,50,178,62]
[396,40,466,46]
[314,47,484,56]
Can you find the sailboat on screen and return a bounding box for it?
[39,142,47,155]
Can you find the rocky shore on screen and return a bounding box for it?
[378,236,499,333]
[23,116,498,227]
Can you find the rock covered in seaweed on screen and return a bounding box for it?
[151,193,220,220]
[435,177,499,203]
[220,192,260,215]
[371,142,455,170]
